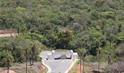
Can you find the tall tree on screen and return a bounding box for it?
[76,48,86,73]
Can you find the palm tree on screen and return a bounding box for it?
[30,45,36,65]
[89,27,103,72]
[4,44,12,73]
[76,48,86,73]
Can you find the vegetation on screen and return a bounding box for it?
[0,37,47,67]
[0,0,124,67]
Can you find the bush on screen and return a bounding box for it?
[85,55,97,62]
[0,50,14,67]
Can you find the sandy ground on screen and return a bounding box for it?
[0,62,46,73]
[69,62,107,73]
[69,64,93,73]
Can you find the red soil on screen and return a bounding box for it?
[76,64,84,73]
[74,64,93,73]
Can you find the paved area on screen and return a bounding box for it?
[43,59,73,73]
[39,50,78,73]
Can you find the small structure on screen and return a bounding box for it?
[0,29,18,37]
[40,50,78,60]
[39,50,78,73]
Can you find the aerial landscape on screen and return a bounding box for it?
[0,0,124,73]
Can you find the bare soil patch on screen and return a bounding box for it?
[0,62,46,73]
[69,62,105,73]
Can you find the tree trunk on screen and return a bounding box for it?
[26,49,28,73]
[80,57,82,73]
[7,59,9,73]
[83,57,85,73]
[98,49,100,72]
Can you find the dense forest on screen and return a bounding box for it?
[0,0,124,67]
